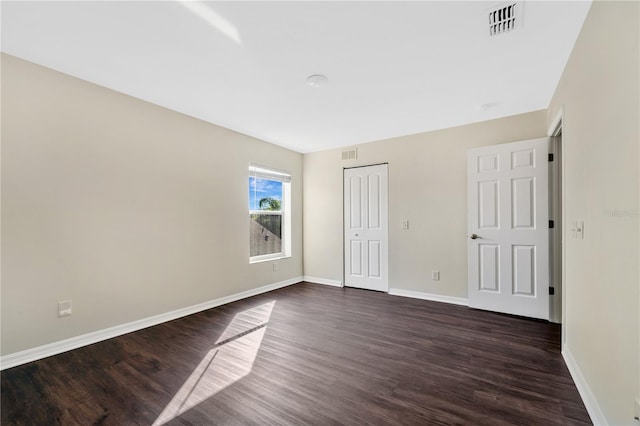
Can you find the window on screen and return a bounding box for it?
[249,165,291,262]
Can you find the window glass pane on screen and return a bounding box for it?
[250,214,282,257]
[249,177,283,211]
[249,174,284,259]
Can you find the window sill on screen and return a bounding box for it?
[249,255,291,264]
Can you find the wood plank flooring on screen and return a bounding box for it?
[1,282,591,425]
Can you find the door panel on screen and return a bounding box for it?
[349,176,362,229]
[479,244,500,292]
[512,245,535,296]
[512,177,535,228]
[344,164,388,292]
[478,154,498,172]
[350,241,362,276]
[369,240,382,278]
[368,174,381,229]
[468,138,549,320]
[478,180,499,229]
[511,149,534,169]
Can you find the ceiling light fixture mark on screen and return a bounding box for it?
[477,102,500,111]
[306,74,328,88]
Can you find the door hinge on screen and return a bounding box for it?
[549,220,555,229]
[548,153,554,162]
[549,287,555,295]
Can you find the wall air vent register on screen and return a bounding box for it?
[341,149,357,161]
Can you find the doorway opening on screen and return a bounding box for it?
[549,114,564,333]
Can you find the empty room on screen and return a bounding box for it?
[1,1,638,425]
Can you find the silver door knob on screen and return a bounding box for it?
[470,234,479,239]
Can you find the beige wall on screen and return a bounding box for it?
[303,111,547,297]
[3,3,638,421]
[547,1,639,424]
[1,54,303,355]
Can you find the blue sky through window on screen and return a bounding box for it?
[249,177,283,210]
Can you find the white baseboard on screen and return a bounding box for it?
[562,345,606,425]
[0,276,303,371]
[388,288,469,306]
[303,276,343,287]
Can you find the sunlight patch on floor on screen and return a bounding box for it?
[152,301,275,425]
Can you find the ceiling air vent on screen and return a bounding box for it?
[488,2,521,36]
[341,148,357,161]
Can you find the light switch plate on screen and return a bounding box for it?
[571,220,585,239]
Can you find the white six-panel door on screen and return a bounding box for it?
[344,164,389,292]
[467,138,549,320]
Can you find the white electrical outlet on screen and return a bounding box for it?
[432,270,440,281]
[58,300,72,317]
[401,220,409,230]
[272,263,278,272]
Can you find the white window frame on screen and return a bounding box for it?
[249,165,291,263]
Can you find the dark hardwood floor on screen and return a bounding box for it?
[1,282,591,425]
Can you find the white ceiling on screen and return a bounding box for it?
[1,1,592,153]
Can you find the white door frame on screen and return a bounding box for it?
[549,134,562,324]
[548,108,565,336]
[343,163,389,292]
